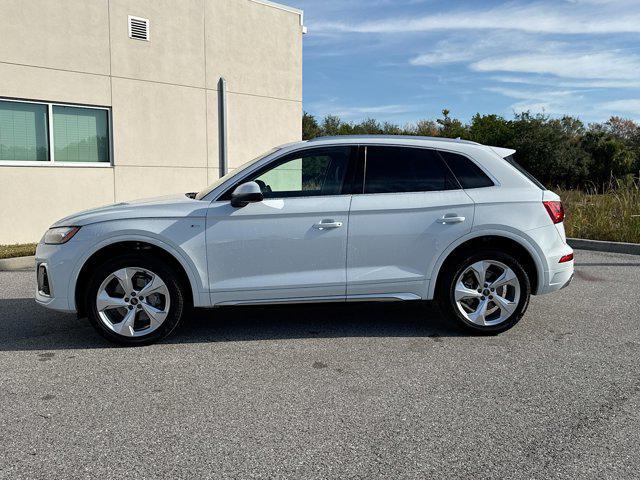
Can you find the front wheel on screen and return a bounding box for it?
[437,250,531,334]
[85,254,187,346]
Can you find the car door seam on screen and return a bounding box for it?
[344,194,354,299]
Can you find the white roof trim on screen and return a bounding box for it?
[249,0,304,26]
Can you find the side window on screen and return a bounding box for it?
[364,146,458,194]
[248,146,352,198]
[439,151,494,189]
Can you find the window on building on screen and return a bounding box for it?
[0,99,110,165]
[0,100,49,161]
[364,146,458,194]
[53,106,109,163]
[248,147,352,198]
[439,150,495,189]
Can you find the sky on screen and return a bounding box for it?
[285,0,640,125]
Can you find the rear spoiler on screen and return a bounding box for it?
[490,146,517,158]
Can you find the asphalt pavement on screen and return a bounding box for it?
[1,249,639,479]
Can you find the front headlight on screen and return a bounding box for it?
[44,226,81,245]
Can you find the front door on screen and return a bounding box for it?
[347,145,474,299]
[206,146,357,305]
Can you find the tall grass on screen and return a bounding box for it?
[558,179,640,243]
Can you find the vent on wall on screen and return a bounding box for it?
[128,16,150,41]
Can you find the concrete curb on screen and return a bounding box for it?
[0,255,35,271]
[568,238,640,256]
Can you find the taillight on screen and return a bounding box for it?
[559,253,574,263]
[543,201,565,224]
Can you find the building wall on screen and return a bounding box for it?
[0,0,303,244]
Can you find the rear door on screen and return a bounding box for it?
[346,145,474,299]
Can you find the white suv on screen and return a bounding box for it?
[36,136,574,345]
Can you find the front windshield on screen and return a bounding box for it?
[195,147,282,200]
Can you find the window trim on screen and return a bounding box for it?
[0,97,113,168]
[217,145,359,201]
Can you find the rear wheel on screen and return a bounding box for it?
[85,253,187,346]
[437,250,531,334]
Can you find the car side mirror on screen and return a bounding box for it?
[230,181,264,208]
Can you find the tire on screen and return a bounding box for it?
[85,253,187,346]
[437,250,531,335]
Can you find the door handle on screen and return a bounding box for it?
[314,219,343,230]
[439,215,466,224]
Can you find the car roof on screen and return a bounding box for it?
[284,135,515,158]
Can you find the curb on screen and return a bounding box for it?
[568,238,640,256]
[0,255,35,272]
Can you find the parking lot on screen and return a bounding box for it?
[1,249,639,479]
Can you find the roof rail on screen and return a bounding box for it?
[307,135,480,145]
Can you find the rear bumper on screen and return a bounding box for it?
[526,223,574,295]
[540,261,574,294]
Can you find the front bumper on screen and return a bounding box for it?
[35,241,81,313]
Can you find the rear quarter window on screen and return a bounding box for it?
[503,154,546,190]
[439,151,494,189]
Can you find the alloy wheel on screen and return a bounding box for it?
[454,260,521,327]
[96,267,171,337]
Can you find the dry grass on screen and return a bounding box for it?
[558,180,640,244]
[0,243,37,260]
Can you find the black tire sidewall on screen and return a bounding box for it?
[439,250,531,334]
[85,253,186,346]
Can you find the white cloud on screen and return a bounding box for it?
[471,52,640,80]
[486,87,581,101]
[308,101,416,119]
[313,2,640,35]
[485,86,587,116]
[341,105,412,115]
[409,31,561,66]
[489,75,640,89]
[510,102,556,113]
[598,99,640,114]
[411,50,475,66]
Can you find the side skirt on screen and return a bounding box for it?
[213,293,422,307]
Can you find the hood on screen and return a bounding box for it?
[51,193,209,227]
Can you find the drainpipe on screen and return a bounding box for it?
[218,77,228,177]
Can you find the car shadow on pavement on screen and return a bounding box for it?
[0,298,463,351]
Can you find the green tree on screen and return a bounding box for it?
[467,114,513,146]
[581,131,635,188]
[509,112,591,188]
[302,112,321,140]
[436,109,468,139]
[321,115,343,136]
[414,119,439,137]
[354,118,383,134]
[301,110,640,189]
[382,121,403,135]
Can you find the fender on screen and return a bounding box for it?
[66,232,209,311]
[426,226,549,299]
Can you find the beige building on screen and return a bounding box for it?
[0,0,303,244]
